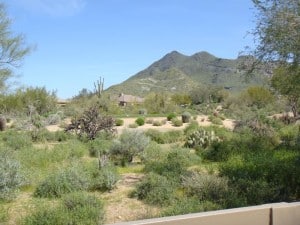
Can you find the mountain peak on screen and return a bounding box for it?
[191,51,216,61]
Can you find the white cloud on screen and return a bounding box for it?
[10,0,86,17]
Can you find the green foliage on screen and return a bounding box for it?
[22,192,105,225]
[182,172,229,204]
[34,167,89,198]
[185,128,220,150]
[145,129,184,144]
[278,125,300,149]
[171,118,183,127]
[0,87,57,115]
[244,86,275,109]
[161,198,220,217]
[0,4,30,93]
[115,118,124,126]
[0,130,32,150]
[134,172,176,206]
[88,138,112,157]
[144,148,196,180]
[0,150,25,201]
[167,113,177,121]
[109,130,150,165]
[135,117,145,126]
[208,115,223,125]
[220,150,300,205]
[184,120,199,136]
[88,164,119,191]
[181,111,191,123]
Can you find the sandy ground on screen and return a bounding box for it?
[46,115,235,133]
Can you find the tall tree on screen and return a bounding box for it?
[249,0,300,117]
[0,3,30,93]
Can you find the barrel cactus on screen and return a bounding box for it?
[185,128,219,149]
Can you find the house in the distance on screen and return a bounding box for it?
[118,93,144,106]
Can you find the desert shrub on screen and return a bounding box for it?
[145,118,154,124]
[138,108,147,115]
[89,138,112,157]
[182,111,192,123]
[22,192,104,225]
[167,113,177,121]
[0,150,25,201]
[184,120,199,136]
[140,142,163,163]
[34,167,89,198]
[145,130,183,144]
[172,118,183,127]
[0,87,57,116]
[182,172,229,204]
[161,198,220,217]
[144,148,196,180]
[152,120,162,126]
[128,123,138,128]
[208,115,223,125]
[134,172,176,206]
[0,204,9,223]
[1,130,32,150]
[88,163,119,191]
[45,113,62,125]
[115,118,124,126]
[278,125,299,149]
[145,129,165,144]
[220,150,300,205]
[135,117,145,126]
[109,130,150,165]
[185,128,220,150]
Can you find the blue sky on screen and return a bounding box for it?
[6,0,255,99]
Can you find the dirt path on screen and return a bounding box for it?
[102,173,159,224]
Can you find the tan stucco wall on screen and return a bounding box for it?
[107,202,300,225]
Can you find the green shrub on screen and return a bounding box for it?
[34,167,89,198]
[208,115,223,125]
[135,117,145,126]
[278,125,299,148]
[22,192,105,225]
[115,118,124,126]
[220,150,300,205]
[0,150,25,201]
[172,118,183,127]
[88,164,119,191]
[182,172,229,204]
[89,138,112,157]
[145,129,165,144]
[109,130,150,165]
[167,113,177,121]
[1,130,32,150]
[138,108,147,115]
[184,120,199,136]
[140,142,163,163]
[161,198,220,217]
[134,172,176,206]
[182,111,192,123]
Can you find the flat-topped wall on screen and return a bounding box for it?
[107,202,300,225]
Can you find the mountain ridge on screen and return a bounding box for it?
[106,50,267,97]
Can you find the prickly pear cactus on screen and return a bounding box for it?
[185,128,219,149]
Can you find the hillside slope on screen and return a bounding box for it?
[106,51,268,97]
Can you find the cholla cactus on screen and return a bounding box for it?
[185,128,219,149]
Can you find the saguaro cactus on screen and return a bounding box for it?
[94,76,104,98]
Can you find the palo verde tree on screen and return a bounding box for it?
[0,3,30,93]
[249,0,300,117]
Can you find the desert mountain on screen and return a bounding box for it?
[106,51,267,97]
